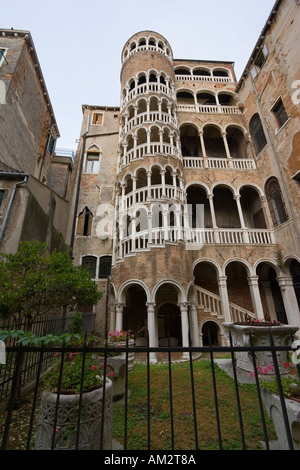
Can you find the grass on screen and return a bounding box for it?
[112,360,277,450]
[0,357,277,450]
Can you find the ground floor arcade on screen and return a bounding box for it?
[108,256,300,361]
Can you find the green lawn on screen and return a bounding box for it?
[112,360,276,450]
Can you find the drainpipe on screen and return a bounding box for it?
[0,173,29,244]
[250,74,300,241]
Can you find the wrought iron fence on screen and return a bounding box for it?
[0,329,300,451]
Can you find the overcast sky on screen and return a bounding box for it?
[1,0,276,149]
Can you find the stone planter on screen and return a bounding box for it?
[109,339,135,371]
[261,388,300,450]
[223,322,299,375]
[34,380,113,450]
[106,355,126,401]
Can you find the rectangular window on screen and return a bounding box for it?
[0,48,7,67]
[82,256,97,279]
[85,152,100,173]
[48,135,56,155]
[250,44,268,79]
[271,97,289,130]
[92,113,103,125]
[0,190,5,208]
[99,256,112,279]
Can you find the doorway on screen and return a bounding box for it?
[158,303,182,346]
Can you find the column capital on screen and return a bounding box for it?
[178,301,190,310]
[276,275,294,288]
[217,275,228,286]
[247,275,260,285]
[146,301,156,309]
[115,302,125,310]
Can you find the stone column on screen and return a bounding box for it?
[115,303,125,332]
[277,275,300,327]
[247,276,265,320]
[260,280,277,321]
[217,276,231,322]
[118,223,124,259]
[160,169,166,196]
[146,169,152,200]
[208,194,219,243]
[189,302,199,347]
[234,194,249,243]
[146,302,157,363]
[260,195,273,229]
[109,304,116,334]
[132,175,137,205]
[162,208,169,240]
[222,131,233,166]
[179,302,190,359]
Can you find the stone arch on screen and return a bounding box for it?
[212,67,231,77]
[224,259,254,313]
[136,97,148,114]
[118,279,150,304]
[180,122,202,157]
[135,166,148,189]
[196,90,217,106]
[186,183,212,228]
[202,123,226,158]
[193,259,220,296]
[200,319,223,346]
[174,65,192,76]
[121,282,149,335]
[212,183,240,228]
[192,65,211,76]
[239,184,267,228]
[151,279,186,303]
[255,259,288,324]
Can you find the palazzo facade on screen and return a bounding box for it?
[71,0,300,359]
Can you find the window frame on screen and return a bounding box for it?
[99,255,112,279]
[250,44,268,79]
[81,255,97,279]
[77,207,93,237]
[249,113,267,156]
[0,48,8,68]
[270,96,290,133]
[92,112,104,126]
[85,151,100,174]
[0,189,5,209]
[265,177,288,227]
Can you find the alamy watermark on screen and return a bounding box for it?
[292,80,300,105]
[95,202,205,250]
[292,339,300,365]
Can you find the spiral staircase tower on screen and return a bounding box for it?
[110,32,192,352]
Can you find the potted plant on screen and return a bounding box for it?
[223,320,299,374]
[255,362,300,450]
[108,330,135,371]
[34,351,113,450]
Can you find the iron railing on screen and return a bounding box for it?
[0,329,300,451]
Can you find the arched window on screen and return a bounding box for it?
[99,256,112,279]
[82,256,97,279]
[77,207,93,236]
[249,113,267,155]
[265,177,288,227]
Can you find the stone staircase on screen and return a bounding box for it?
[195,285,256,322]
